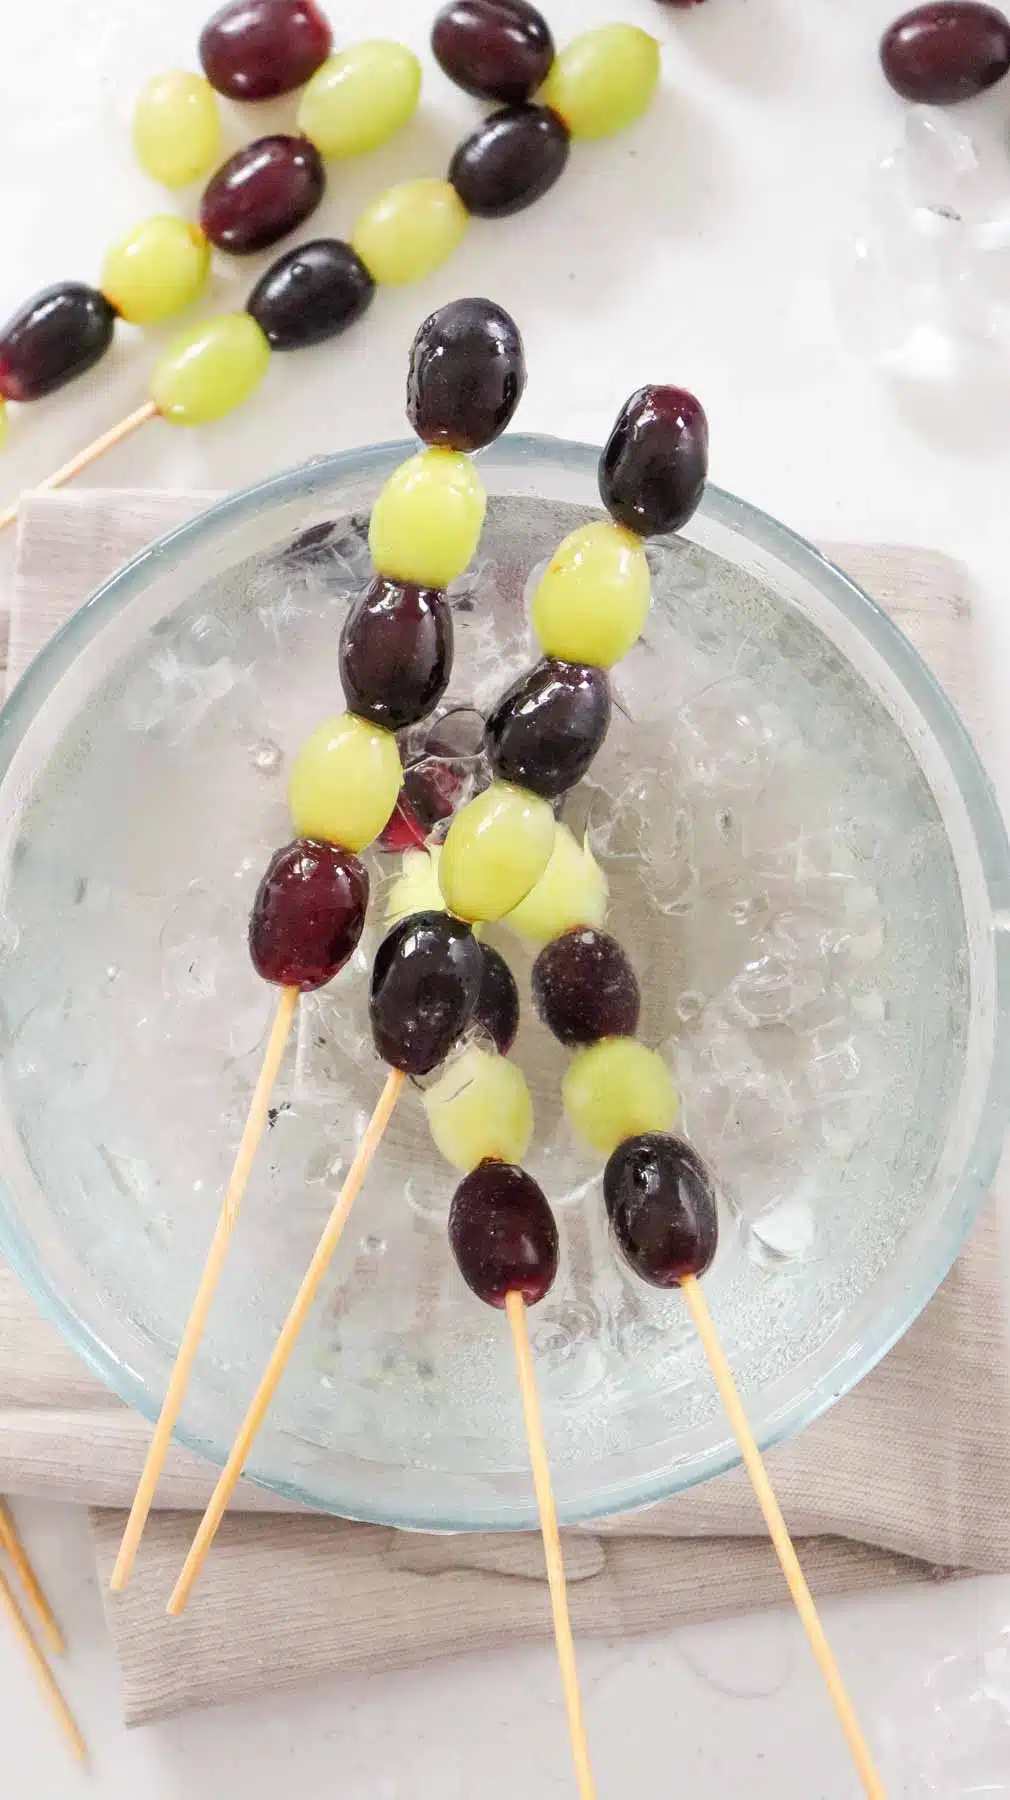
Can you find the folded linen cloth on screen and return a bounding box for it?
[3,490,1005,1725]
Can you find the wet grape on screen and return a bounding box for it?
[531,928,640,1047]
[599,385,709,537]
[475,942,520,1054]
[249,838,369,990]
[604,1133,718,1285]
[448,1160,559,1306]
[339,576,453,730]
[407,298,526,451]
[485,658,610,799]
[370,911,482,1075]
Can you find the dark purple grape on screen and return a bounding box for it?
[378,709,487,852]
[449,1161,559,1306]
[599,386,709,538]
[370,911,482,1075]
[432,0,554,103]
[200,136,325,255]
[199,0,332,99]
[475,943,520,1054]
[246,240,375,349]
[407,298,525,451]
[604,1134,717,1286]
[340,577,453,731]
[880,4,1010,101]
[0,284,116,403]
[485,659,610,800]
[449,105,570,218]
[532,929,640,1048]
[249,838,369,990]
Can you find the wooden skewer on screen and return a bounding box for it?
[0,1500,66,1656]
[110,984,300,1592]
[0,401,158,536]
[506,1291,596,1800]
[0,1565,86,1762]
[680,1274,887,1800]
[167,1064,406,1616]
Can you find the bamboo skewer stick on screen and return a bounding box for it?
[0,402,158,535]
[167,1065,406,1617]
[0,1566,86,1762]
[680,1274,887,1800]
[506,1291,596,1800]
[0,1500,66,1656]
[110,984,300,1592]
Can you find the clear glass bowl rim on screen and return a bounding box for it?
[1,431,1008,1530]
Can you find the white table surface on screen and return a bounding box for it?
[3,0,1010,1793]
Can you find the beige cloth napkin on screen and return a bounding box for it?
[4,491,1008,1727]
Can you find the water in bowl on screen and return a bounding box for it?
[0,493,968,1522]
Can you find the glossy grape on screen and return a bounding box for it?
[562,1038,679,1156]
[485,659,610,799]
[449,105,570,217]
[540,25,661,141]
[407,298,526,453]
[249,838,368,990]
[339,576,453,730]
[369,449,486,588]
[880,4,1010,101]
[150,313,270,425]
[133,72,221,189]
[449,1160,558,1307]
[532,928,640,1047]
[199,0,332,99]
[246,239,374,349]
[425,1044,533,1169]
[101,217,210,326]
[0,285,115,403]
[604,1133,718,1286]
[599,386,709,538]
[370,911,482,1075]
[297,42,422,158]
[380,709,486,851]
[504,822,607,946]
[432,0,555,103]
[475,943,520,1054]
[531,521,651,668]
[200,135,325,255]
[351,179,469,287]
[289,712,402,851]
[439,781,555,923]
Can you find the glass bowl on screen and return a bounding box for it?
[0,435,1007,1532]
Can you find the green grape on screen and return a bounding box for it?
[289,712,402,852]
[351,178,469,286]
[530,519,651,667]
[385,847,445,926]
[101,216,210,325]
[297,41,422,159]
[424,1043,533,1171]
[369,448,486,588]
[150,314,271,426]
[439,781,555,923]
[539,25,660,141]
[504,823,607,946]
[563,1037,679,1155]
[133,71,221,189]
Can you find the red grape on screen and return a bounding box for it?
[0,284,116,402]
[604,1134,718,1285]
[485,659,611,799]
[249,838,368,990]
[599,385,709,538]
[407,298,526,451]
[449,105,570,218]
[370,912,482,1075]
[532,928,641,1047]
[880,3,1010,101]
[200,135,325,255]
[199,0,332,100]
[432,0,555,104]
[246,240,374,349]
[449,1160,559,1306]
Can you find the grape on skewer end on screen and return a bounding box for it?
[599,385,709,538]
[370,911,483,1077]
[249,839,369,990]
[449,1161,559,1306]
[604,1133,718,1286]
[407,297,527,451]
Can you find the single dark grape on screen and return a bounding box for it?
[599,385,709,538]
[200,135,325,255]
[449,105,570,218]
[249,838,369,990]
[246,240,375,349]
[485,659,610,800]
[880,3,1010,101]
[532,928,640,1047]
[604,1133,718,1286]
[340,577,453,731]
[432,0,554,103]
[370,911,482,1075]
[475,943,520,1054]
[199,0,332,99]
[449,1160,559,1306]
[378,709,487,851]
[407,297,526,452]
[0,284,116,403]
